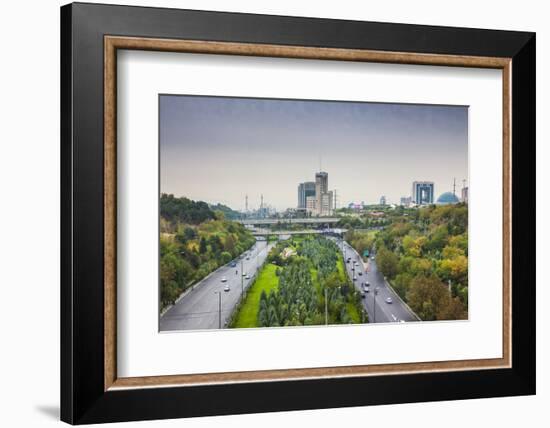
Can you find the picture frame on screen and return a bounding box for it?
[61,2,535,424]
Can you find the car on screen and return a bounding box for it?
[365,282,370,287]
[360,291,366,298]
[365,287,370,293]
[346,259,350,264]
[221,277,227,282]
[229,261,237,268]
[353,276,357,281]
[246,257,250,260]
[371,256,375,260]
[224,284,230,292]
[399,319,406,323]
[245,275,250,280]
[358,271,363,276]
[242,272,247,276]
[385,297,393,304]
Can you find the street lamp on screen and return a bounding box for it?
[373,287,380,323]
[214,291,222,329]
[241,258,244,300]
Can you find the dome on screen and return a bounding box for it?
[436,192,460,205]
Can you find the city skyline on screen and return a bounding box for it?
[160,95,468,211]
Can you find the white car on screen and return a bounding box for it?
[242,272,247,276]
[224,284,230,292]
[385,297,393,304]
[371,256,375,260]
[221,277,227,283]
[245,275,250,280]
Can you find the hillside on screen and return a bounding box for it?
[160,194,255,309]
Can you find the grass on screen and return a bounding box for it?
[232,264,279,328]
[336,256,347,282]
[337,253,365,324]
[346,302,362,323]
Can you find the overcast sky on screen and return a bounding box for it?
[160,95,468,211]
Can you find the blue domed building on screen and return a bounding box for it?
[436,192,460,205]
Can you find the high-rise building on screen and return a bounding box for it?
[315,171,328,203]
[297,181,316,209]
[319,190,333,216]
[461,186,469,203]
[299,171,334,216]
[412,181,435,205]
[306,196,317,214]
[315,171,332,216]
[400,196,412,207]
[379,195,386,206]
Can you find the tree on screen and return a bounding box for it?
[376,246,399,279]
[406,274,448,321]
[437,255,468,285]
[183,226,196,241]
[199,237,207,254]
[208,235,223,254]
[437,296,467,320]
[224,234,236,254]
[220,251,232,264]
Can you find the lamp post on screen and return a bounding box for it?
[373,287,380,323]
[241,258,244,300]
[214,291,222,329]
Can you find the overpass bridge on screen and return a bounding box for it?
[252,228,347,237]
[238,217,340,226]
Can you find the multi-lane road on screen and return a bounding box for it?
[337,239,419,324]
[161,234,418,331]
[160,239,275,331]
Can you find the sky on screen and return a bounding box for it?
[160,95,468,211]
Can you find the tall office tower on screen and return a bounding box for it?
[319,190,333,216]
[380,195,387,205]
[412,181,435,205]
[315,171,329,215]
[306,196,317,215]
[297,181,316,209]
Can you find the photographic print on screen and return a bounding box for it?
[159,95,469,332]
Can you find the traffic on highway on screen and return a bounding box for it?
[160,239,274,331]
[337,239,419,324]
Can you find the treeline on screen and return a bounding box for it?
[209,203,242,220]
[371,204,468,321]
[160,194,255,309]
[257,237,364,327]
[161,194,215,229]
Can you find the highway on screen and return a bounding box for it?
[337,239,420,324]
[160,240,275,331]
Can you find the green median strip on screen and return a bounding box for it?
[231,264,279,328]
